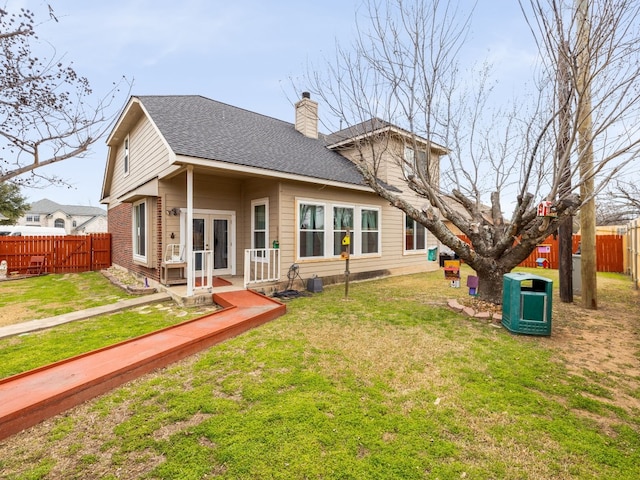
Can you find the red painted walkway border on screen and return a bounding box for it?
[0,290,285,441]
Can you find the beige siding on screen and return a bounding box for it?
[277,181,438,283]
[159,173,283,273]
[109,116,171,208]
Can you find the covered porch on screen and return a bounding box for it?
[159,165,283,299]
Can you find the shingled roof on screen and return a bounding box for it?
[28,199,106,217]
[136,95,368,187]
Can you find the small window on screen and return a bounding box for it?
[251,198,269,259]
[26,215,40,223]
[54,219,65,229]
[124,136,130,176]
[133,199,147,261]
[403,146,415,177]
[405,215,426,251]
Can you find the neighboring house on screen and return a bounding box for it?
[100,93,447,297]
[17,199,108,234]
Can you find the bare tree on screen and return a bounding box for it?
[305,0,640,304]
[0,6,127,187]
[599,180,640,224]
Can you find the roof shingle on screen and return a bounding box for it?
[137,95,368,187]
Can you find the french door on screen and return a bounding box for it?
[188,211,235,278]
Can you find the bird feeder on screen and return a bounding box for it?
[537,201,556,217]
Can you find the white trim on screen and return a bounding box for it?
[132,198,148,264]
[251,198,270,262]
[123,135,130,177]
[180,208,237,277]
[403,214,428,254]
[173,155,374,193]
[295,198,381,261]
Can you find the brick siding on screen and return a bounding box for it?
[108,200,161,282]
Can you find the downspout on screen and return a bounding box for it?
[186,165,194,297]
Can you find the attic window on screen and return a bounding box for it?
[404,145,428,178]
[124,136,130,176]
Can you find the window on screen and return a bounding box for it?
[403,146,414,178]
[298,200,380,259]
[26,215,40,223]
[251,198,269,259]
[404,145,428,177]
[405,215,426,251]
[123,136,130,176]
[361,209,379,254]
[299,203,325,258]
[333,206,354,256]
[54,219,65,229]
[72,220,77,227]
[133,199,147,261]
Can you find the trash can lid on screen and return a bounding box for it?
[504,272,551,282]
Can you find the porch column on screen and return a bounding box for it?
[186,165,194,297]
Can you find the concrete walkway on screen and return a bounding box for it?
[0,292,171,339]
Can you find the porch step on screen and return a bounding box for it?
[0,290,285,441]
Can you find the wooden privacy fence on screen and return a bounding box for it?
[0,234,111,274]
[627,219,640,289]
[458,234,624,273]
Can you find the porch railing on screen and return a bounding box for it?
[244,248,281,288]
[191,250,214,291]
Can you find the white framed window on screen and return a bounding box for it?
[54,219,65,229]
[403,146,415,178]
[361,209,379,254]
[404,215,426,252]
[404,144,428,178]
[251,198,269,260]
[297,199,380,259]
[133,199,148,262]
[333,206,354,256]
[299,202,325,258]
[123,136,130,176]
[26,214,40,223]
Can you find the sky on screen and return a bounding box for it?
[5,0,535,208]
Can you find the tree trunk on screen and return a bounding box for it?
[558,220,574,303]
[475,265,509,305]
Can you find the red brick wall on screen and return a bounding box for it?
[108,200,161,282]
[109,203,133,270]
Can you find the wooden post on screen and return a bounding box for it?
[576,0,597,309]
[343,228,350,299]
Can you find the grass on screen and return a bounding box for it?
[0,271,133,322]
[0,268,639,479]
[0,272,218,378]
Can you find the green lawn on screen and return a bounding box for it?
[0,269,638,479]
[0,271,133,321]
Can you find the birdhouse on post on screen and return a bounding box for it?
[537,201,556,217]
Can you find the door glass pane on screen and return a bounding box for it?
[214,219,228,269]
[193,218,205,271]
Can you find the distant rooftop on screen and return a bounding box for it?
[28,199,106,217]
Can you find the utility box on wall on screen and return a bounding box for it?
[502,272,553,336]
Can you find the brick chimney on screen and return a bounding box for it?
[294,91,318,139]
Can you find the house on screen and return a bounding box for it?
[100,93,446,299]
[16,199,108,234]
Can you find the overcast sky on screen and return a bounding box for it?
[7,0,533,208]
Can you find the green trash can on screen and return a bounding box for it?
[502,272,552,336]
